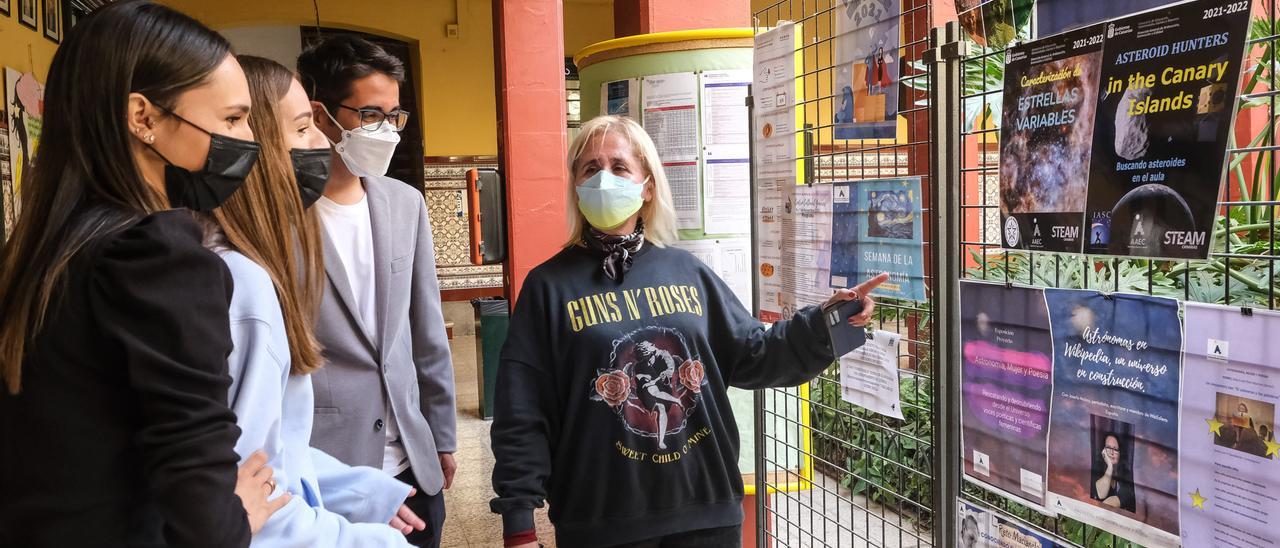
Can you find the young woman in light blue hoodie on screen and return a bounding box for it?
[203,54,426,546]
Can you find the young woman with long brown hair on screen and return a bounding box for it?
[208,55,423,546]
[0,1,286,545]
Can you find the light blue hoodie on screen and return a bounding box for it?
[220,249,413,547]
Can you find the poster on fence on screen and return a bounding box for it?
[830,177,925,301]
[779,183,834,317]
[754,183,833,323]
[958,500,998,548]
[958,500,1064,548]
[999,24,1105,253]
[1082,0,1250,259]
[756,186,785,322]
[832,0,899,140]
[752,21,799,192]
[1035,0,1176,38]
[839,329,903,420]
[992,512,1065,548]
[960,282,1054,511]
[1178,303,1280,548]
[1043,289,1182,547]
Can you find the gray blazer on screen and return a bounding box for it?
[309,174,457,496]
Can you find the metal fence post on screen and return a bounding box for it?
[925,20,965,548]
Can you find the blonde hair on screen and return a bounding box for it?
[565,115,679,247]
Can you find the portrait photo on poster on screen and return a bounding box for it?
[1212,393,1276,459]
[1089,415,1136,513]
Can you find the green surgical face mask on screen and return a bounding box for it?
[576,171,646,230]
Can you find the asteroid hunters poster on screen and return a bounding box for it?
[1083,0,1249,259]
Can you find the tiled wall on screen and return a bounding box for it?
[425,159,504,291]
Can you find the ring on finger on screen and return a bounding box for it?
[265,479,276,493]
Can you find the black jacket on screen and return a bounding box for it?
[0,210,250,547]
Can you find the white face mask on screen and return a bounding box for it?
[323,106,401,178]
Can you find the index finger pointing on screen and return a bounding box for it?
[853,273,891,297]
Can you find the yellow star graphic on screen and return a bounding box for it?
[1206,418,1225,436]
[1190,489,1208,510]
[1266,439,1280,458]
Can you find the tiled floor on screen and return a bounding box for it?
[441,335,557,548]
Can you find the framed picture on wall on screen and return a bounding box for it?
[66,1,89,30]
[42,0,61,43]
[18,0,36,29]
[0,0,11,17]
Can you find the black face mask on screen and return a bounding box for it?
[150,107,260,212]
[290,147,332,209]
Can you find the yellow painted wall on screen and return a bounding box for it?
[565,0,614,55]
[163,0,614,157]
[0,10,58,81]
[163,0,498,156]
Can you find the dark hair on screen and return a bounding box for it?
[0,0,231,393]
[296,35,405,113]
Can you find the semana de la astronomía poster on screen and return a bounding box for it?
[1083,0,1250,258]
[829,177,925,301]
[1000,24,1105,252]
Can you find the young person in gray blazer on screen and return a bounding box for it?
[298,36,458,548]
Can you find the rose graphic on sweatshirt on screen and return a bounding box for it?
[591,326,707,450]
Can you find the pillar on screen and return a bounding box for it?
[614,0,749,37]
[493,0,568,303]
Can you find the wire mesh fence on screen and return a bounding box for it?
[753,0,1279,547]
[752,1,938,546]
[954,0,1280,546]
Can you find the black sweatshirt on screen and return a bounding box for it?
[490,242,834,547]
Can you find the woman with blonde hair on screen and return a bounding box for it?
[206,54,421,546]
[490,115,888,547]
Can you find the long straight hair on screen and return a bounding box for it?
[0,0,231,394]
[564,115,679,248]
[214,55,325,376]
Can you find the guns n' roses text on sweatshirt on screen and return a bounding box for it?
[490,243,835,547]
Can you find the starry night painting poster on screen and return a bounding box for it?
[1083,0,1250,259]
[1044,289,1182,547]
[829,177,925,301]
[1000,24,1105,252]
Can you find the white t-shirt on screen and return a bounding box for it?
[315,194,410,475]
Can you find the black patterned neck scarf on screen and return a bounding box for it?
[584,219,646,281]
